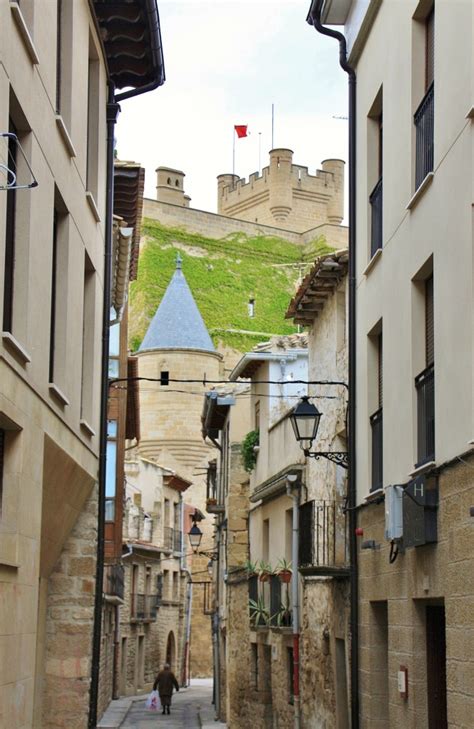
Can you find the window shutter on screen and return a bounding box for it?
[425,276,434,366]
[426,8,434,89]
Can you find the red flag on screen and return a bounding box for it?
[234,125,248,138]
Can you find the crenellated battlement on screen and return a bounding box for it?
[217,149,344,233]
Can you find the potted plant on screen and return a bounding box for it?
[276,558,292,584]
[241,429,260,472]
[244,558,258,577]
[249,596,270,627]
[272,602,293,627]
[257,560,273,582]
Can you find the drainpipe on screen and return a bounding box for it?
[307,3,359,727]
[180,494,193,687]
[88,82,120,729]
[213,524,222,720]
[112,603,121,699]
[287,475,300,729]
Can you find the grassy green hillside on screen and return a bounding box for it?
[129,220,333,354]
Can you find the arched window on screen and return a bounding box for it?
[167,177,171,184]
[175,180,179,187]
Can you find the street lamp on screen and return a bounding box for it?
[290,396,349,469]
[188,522,203,552]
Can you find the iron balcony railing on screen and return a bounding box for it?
[299,500,349,576]
[415,364,435,466]
[370,408,383,492]
[370,177,383,258]
[105,563,124,599]
[163,526,182,552]
[131,593,160,621]
[415,82,434,189]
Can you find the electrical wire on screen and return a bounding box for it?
[111,376,348,388]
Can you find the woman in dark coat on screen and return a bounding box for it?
[153,663,179,715]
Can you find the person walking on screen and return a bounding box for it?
[153,663,180,715]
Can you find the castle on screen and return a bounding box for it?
[144,149,347,249]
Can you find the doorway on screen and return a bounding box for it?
[426,605,447,729]
[166,631,176,670]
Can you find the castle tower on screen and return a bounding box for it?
[217,149,345,233]
[137,256,221,677]
[156,167,191,207]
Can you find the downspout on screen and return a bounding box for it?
[112,603,121,699]
[287,475,300,729]
[307,2,358,727]
[180,494,193,687]
[88,81,120,729]
[213,524,222,720]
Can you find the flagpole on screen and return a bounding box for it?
[258,132,261,172]
[271,103,274,149]
[232,127,235,189]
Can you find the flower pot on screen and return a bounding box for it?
[278,569,292,584]
[259,572,271,583]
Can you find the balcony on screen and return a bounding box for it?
[369,177,383,258]
[131,593,160,621]
[415,83,434,189]
[299,500,349,578]
[248,574,292,628]
[370,408,383,492]
[163,526,182,553]
[415,364,435,467]
[206,459,224,514]
[105,563,124,600]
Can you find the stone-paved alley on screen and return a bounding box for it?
[117,680,224,729]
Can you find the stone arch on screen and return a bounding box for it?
[166,631,176,670]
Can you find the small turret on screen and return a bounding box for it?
[217,174,240,213]
[156,167,190,207]
[269,148,293,223]
[321,159,345,224]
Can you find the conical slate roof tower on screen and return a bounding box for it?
[139,254,215,353]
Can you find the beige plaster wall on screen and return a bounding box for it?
[352,0,473,499]
[0,2,107,726]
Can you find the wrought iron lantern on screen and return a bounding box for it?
[290,396,349,469]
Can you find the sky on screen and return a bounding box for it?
[116,0,348,215]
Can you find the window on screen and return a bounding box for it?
[80,253,96,424]
[251,643,258,689]
[254,400,260,431]
[87,31,100,201]
[49,189,69,389]
[3,96,32,343]
[108,320,120,378]
[414,4,434,188]
[287,647,294,704]
[105,420,117,520]
[369,328,383,491]
[3,121,17,333]
[160,371,169,386]
[415,276,435,465]
[55,0,73,127]
[368,88,383,258]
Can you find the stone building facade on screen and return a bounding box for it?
[318,1,474,727]
[136,259,223,678]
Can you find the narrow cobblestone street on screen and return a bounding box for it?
[119,680,220,729]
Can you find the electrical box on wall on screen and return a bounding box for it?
[385,485,404,541]
[402,475,438,548]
